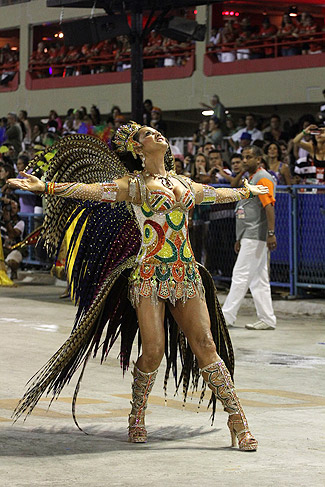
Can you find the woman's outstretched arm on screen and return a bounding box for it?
[7,172,134,203]
[192,179,269,205]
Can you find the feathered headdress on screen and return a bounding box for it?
[113,121,142,159]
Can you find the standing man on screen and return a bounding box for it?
[222,145,277,330]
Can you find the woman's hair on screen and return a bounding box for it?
[192,152,209,180]
[90,105,101,125]
[1,164,16,179]
[111,124,174,173]
[265,141,281,160]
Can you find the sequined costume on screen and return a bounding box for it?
[12,134,249,425]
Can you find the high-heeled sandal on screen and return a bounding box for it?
[128,414,148,443]
[227,415,258,451]
[128,364,158,443]
[201,360,258,452]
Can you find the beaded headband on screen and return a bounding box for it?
[113,121,142,159]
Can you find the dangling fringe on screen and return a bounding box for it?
[13,263,233,428]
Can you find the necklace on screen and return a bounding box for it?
[143,170,174,189]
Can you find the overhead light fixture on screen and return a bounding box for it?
[202,110,214,116]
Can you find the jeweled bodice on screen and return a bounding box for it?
[129,175,203,306]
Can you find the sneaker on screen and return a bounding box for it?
[245,320,275,330]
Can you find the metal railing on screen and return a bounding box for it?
[28,46,195,78]
[2,184,325,294]
[206,31,325,60]
[202,184,325,296]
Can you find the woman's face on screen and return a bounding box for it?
[137,127,167,155]
[315,129,325,144]
[195,155,206,171]
[267,144,279,158]
[17,159,26,172]
[0,167,9,180]
[175,160,183,174]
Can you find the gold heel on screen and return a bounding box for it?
[128,364,158,444]
[227,416,258,451]
[201,360,258,452]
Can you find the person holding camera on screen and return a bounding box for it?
[293,124,325,184]
[0,197,25,280]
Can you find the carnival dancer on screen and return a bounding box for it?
[8,123,269,451]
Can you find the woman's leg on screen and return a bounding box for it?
[168,295,257,451]
[128,297,165,443]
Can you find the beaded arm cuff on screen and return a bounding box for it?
[43,181,119,202]
[199,185,251,205]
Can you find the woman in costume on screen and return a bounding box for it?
[8,122,269,451]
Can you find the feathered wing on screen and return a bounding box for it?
[13,134,234,423]
[27,133,127,257]
[13,135,142,420]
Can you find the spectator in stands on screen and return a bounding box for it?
[29,42,48,78]
[115,35,131,71]
[5,113,22,156]
[236,132,252,153]
[111,105,122,122]
[0,44,18,85]
[143,99,153,125]
[192,152,209,183]
[144,31,164,68]
[0,196,25,280]
[276,14,299,57]
[114,115,126,129]
[219,19,237,63]
[31,122,44,146]
[72,110,84,132]
[230,113,263,151]
[192,120,209,152]
[18,110,31,147]
[265,141,291,185]
[63,45,81,76]
[293,123,325,184]
[200,94,226,124]
[228,153,248,187]
[206,116,223,148]
[16,155,38,213]
[206,149,232,184]
[0,117,7,145]
[236,17,254,60]
[263,114,290,143]
[62,117,76,136]
[174,157,184,175]
[258,16,277,58]
[295,13,320,55]
[90,105,101,126]
[183,153,194,176]
[0,164,16,190]
[48,110,62,133]
[222,145,277,330]
[150,107,167,136]
[202,142,215,159]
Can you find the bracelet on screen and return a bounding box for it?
[248,191,255,199]
[44,182,55,195]
[302,129,307,135]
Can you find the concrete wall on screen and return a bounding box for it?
[1,2,325,118]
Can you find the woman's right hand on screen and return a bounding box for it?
[7,172,45,193]
[303,124,320,135]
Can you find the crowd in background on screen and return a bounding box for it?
[0,44,19,86]
[29,32,193,79]
[1,95,325,279]
[207,12,325,62]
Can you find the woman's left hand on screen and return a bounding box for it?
[244,179,269,195]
